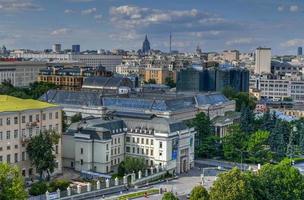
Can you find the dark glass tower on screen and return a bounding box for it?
[142,35,151,54]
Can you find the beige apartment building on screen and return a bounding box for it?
[0,95,62,178]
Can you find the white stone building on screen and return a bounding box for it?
[0,95,62,178]
[62,115,195,174]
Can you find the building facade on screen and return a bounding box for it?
[255,47,271,74]
[250,75,304,102]
[0,61,47,87]
[176,67,249,93]
[11,53,123,72]
[62,115,195,174]
[38,66,112,90]
[0,95,62,178]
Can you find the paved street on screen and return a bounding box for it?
[135,167,204,200]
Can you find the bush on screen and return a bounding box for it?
[49,179,70,192]
[162,192,179,200]
[29,181,48,196]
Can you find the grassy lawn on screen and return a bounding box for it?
[117,189,159,200]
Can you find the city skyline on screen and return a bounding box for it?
[1,0,304,54]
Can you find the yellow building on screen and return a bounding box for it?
[144,67,170,84]
[0,95,62,178]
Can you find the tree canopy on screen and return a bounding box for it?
[207,162,304,200]
[162,192,179,200]
[209,168,255,200]
[190,185,209,200]
[0,81,58,99]
[26,131,60,180]
[0,163,28,200]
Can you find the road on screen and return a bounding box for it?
[135,167,205,200]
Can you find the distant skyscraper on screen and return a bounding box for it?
[255,47,271,74]
[142,35,151,54]
[52,44,61,53]
[72,45,80,54]
[298,47,303,56]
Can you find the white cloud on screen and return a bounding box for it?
[50,28,71,36]
[277,5,284,12]
[94,14,102,21]
[225,37,254,46]
[109,5,237,32]
[281,39,304,47]
[81,7,97,15]
[289,5,299,12]
[64,9,76,14]
[0,0,42,11]
[66,0,95,2]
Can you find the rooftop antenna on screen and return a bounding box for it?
[169,32,172,54]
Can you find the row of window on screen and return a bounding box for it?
[0,112,59,126]
[111,147,121,155]
[111,157,121,166]
[0,152,26,163]
[0,124,59,140]
[126,146,156,156]
[126,136,154,146]
[111,137,121,145]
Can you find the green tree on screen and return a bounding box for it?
[190,185,209,200]
[120,157,147,174]
[260,110,276,132]
[49,179,70,192]
[191,112,213,145]
[222,87,256,111]
[255,162,304,200]
[240,105,255,133]
[26,131,60,180]
[269,120,290,158]
[247,130,273,164]
[146,79,156,84]
[165,77,176,88]
[0,163,28,200]
[209,168,255,200]
[196,135,221,158]
[117,161,126,177]
[28,181,48,196]
[162,192,179,200]
[222,124,247,162]
[70,113,82,123]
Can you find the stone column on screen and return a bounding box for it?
[106,178,110,188]
[131,172,136,183]
[67,186,71,196]
[45,191,49,200]
[87,183,91,192]
[123,175,128,185]
[77,185,81,194]
[156,165,159,173]
[96,180,101,190]
[145,169,148,177]
[115,177,119,186]
[56,189,60,198]
[138,170,142,179]
[150,166,154,175]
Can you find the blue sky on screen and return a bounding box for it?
[0,0,304,54]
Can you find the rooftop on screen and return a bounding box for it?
[0,95,58,112]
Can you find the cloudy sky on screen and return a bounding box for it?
[0,0,304,54]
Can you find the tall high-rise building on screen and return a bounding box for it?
[72,45,80,54]
[176,67,249,93]
[142,35,151,54]
[298,47,303,56]
[52,44,61,53]
[255,47,271,74]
